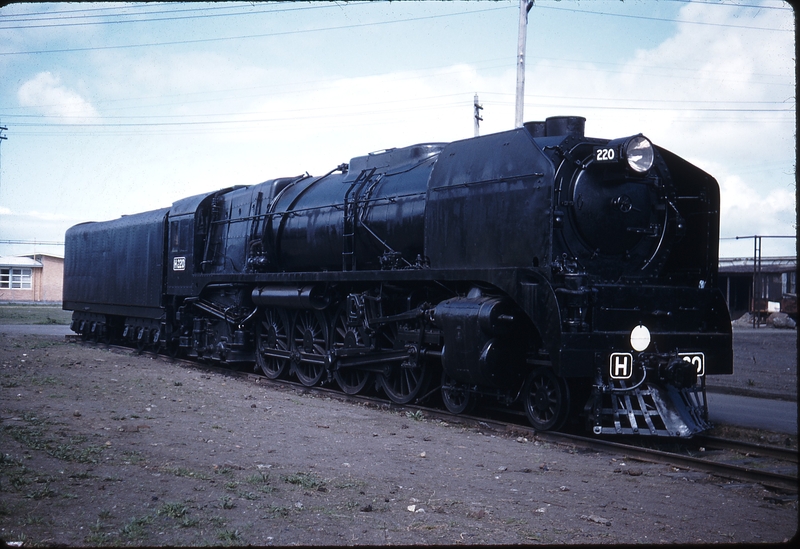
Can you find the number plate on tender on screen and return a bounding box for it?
[679,352,705,376]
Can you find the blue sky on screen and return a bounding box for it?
[0,0,795,259]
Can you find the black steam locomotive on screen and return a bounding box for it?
[64,116,732,437]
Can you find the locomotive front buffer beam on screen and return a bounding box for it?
[588,345,711,437]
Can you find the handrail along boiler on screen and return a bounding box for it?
[63,116,732,437]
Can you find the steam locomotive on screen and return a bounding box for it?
[63,116,733,437]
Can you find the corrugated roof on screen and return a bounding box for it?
[719,256,796,274]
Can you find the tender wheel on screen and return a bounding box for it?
[331,306,371,395]
[291,310,328,387]
[441,371,474,415]
[523,367,570,431]
[136,327,148,353]
[255,308,291,379]
[99,324,113,345]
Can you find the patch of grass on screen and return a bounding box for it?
[179,516,201,528]
[244,472,274,492]
[120,515,153,539]
[25,483,56,500]
[157,502,188,519]
[6,473,33,490]
[20,513,47,526]
[30,375,59,386]
[282,471,323,490]
[50,443,105,464]
[0,453,23,468]
[333,477,367,490]
[3,419,105,464]
[217,528,242,544]
[405,410,424,421]
[264,504,291,517]
[122,450,145,465]
[0,305,72,325]
[220,495,236,509]
[208,515,226,527]
[246,471,270,485]
[163,466,210,480]
[84,531,111,545]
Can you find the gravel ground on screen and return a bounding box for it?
[706,327,797,401]
[0,328,797,546]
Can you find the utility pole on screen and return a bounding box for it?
[0,122,7,198]
[473,93,483,137]
[0,122,6,255]
[515,0,534,128]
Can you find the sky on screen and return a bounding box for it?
[0,0,795,260]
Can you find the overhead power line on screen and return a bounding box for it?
[0,2,366,30]
[0,4,514,56]
[1,1,791,57]
[538,3,793,32]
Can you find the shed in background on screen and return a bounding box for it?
[718,256,796,321]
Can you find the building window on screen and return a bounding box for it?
[0,268,33,289]
[782,271,796,295]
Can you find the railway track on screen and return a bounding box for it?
[72,336,799,495]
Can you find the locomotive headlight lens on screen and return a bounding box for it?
[630,324,651,352]
[624,136,654,173]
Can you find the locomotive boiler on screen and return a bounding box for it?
[63,116,733,437]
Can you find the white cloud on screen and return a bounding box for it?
[17,72,100,122]
[527,1,795,257]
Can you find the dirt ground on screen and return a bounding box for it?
[0,318,797,545]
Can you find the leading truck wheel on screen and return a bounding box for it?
[441,372,475,415]
[523,367,570,431]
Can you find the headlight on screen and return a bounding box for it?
[624,135,654,173]
[600,134,655,174]
[630,324,651,352]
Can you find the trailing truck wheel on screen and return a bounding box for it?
[255,308,291,380]
[165,337,181,359]
[523,367,570,431]
[291,310,328,387]
[441,372,475,415]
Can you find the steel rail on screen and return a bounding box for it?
[694,435,798,463]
